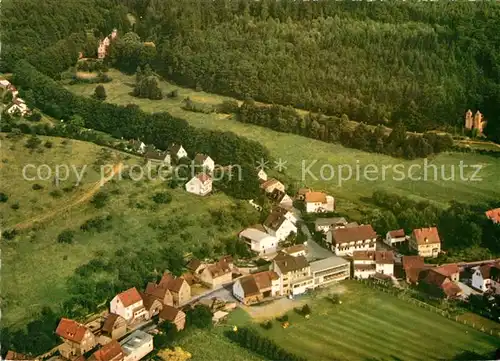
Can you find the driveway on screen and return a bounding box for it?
[300,223,334,261]
[457,281,480,297]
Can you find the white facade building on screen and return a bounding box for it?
[327,225,377,256]
[120,330,153,361]
[239,227,278,255]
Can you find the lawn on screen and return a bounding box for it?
[1,134,257,328]
[230,281,499,361]
[67,71,500,218]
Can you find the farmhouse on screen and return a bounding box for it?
[169,144,188,160]
[158,305,186,331]
[409,227,441,258]
[186,258,205,275]
[185,173,212,196]
[309,256,350,287]
[232,271,280,305]
[326,225,377,256]
[418,268,462,299]
[102,313,127,340]
[119,330,153,361]
[304,191,335,213]
[55,318,96,359]
[472,262,500,293]
[384,229,407,246]
[353,251,394,279]
[314,217,348,233]
[139,292,163,319]
[239,227,278,255]
[272,253,313,296]
[263,210,297,241]
[402,256,427,284]
[260,178,285,194]
[158,273,191,306]
[199,260,232,288]
[194,153,215,172]
[88,340,124,361]
[110,287,148,323]
[144,281,174,306]
[485,208,500,224]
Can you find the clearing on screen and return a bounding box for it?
[67,71,500,218]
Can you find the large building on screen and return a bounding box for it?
[309,256,350,287]
[326,225,377,256]
[272,253,313,296]
[409,227,441,258]
[352,251,394,279]
[120,330,153,361]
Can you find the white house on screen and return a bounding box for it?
[353,251,394,279]
[110,287,148,323]
[304,192,335,213]
[239,226,278,255]
[257,169,268,182]
[194,153,215,173]
[472,263,500,293]
[260,178,285,194]
[169,144,188,160]
[263,211,297,241]
[7,98,29,116]
[314,217,348,233]
[273,206,298,225]
[384,229,407,246]
[327,224,377,256]
[120,330,153,361]
[128,139,146,154]
[281,244,307,257]
[185,173,212,196]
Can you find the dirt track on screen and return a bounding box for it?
[12,162,123,230]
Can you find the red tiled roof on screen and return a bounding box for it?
[5,351,28,360]
[305,191,327,203]
[402,256,426,283]
[478,262,500,280]
[485,208,500,223]
[196,173,211,183]
[354,264,376,271]
[159,273,187,293]
[441,281,462,298]
[206,261,231,278]
[56,318,89,343]
[145,282,171,300]
[187,258,202,272]
[253,271,279,290]
[434,264,460,277]
[375,251,394,265]
[412,227,441,245]
[353,250,375,261]
[331,225,376,244]
[388,229,405,238]
[92,340,124,361]
[239,276,261,297]
[116,287,142,307]
[139,292,162,310]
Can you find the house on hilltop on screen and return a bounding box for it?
[185,173,212,196]
[304,191,335,213]
[260,178,285,194]
[169,144,188,160]
[409,227,441,258]
[194,153,215,173]
[110,287,148,323]
[263,210,297,241]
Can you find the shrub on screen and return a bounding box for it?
[80,215,113,233]
[276,314,288,322]
[186,305,213,329]
[44,141,53,148]
[260,321,273,330]
[2,229,17,240]
[0,192,8,202]
[91,191,109,208]
[216,100,240,114]
[301,304,311,315]
[25,135,42,149]
[32,183,44,190]
[57,229,75,244]
[10,202,20,210]
[49,190,63,198]
[28,111,43,122]
[152,191,172,204]
[167,89,179,98]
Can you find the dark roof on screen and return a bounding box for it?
[145,151,165,160]
[115,287,142,307]
[331,225,376,244]
[92,340,124,361]
[102,313,125,333]
[169,144,183,155]
[412,227,441,245]
[206,261,231,278]
[194,153,209,163]
[273,253,309,273]
[159,305,182,321]
[56,318,89,343]
[402,256,426,284]
[187,259,202,272]
[478,263,500,280]
[268,188,286,203]
[263,211,287,231]
[145,282,171,301]
[139,292,162,310]
[354,264,376,271]
[239,276,260,297]
[282,244,306,255]
[219,255,233,264]
[159,273,187,293]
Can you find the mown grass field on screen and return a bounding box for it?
[67,71,500,218]
[1,134,256,328]
[230,281,499,361]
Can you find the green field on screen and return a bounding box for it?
[67,71,500,218]
[229,282,499,361]
[1,134,257,328]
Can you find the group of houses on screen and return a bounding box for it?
[126,140,215,196]
[0,78,30,117]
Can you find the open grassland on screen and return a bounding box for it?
[1,134,255,328]
[67,71,500,218]
[232,281,499,361]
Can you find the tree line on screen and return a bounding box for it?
[119,0,500,142]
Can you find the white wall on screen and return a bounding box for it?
[376,263,394,276]
[232,280,245,302]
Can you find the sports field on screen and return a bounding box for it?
[231,281,499,361]
[67,71,500,218]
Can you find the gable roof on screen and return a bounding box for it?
[159,305,183,321]
[434,264,460,277]
[297,188,311,196]
[353,250,376,261]
[144,151,166,160]
[194,153,210,164]
[402,256,426,284]
[159,273,187,293]
[169,144,183,155]
[375,251,394,265]
[331,225,376,244]
[187,258,203,272]
[139,292,162,310]
[260,178,282,190]
[115,287,142,307]
[239,227,276,243]
[441,281,462,298]
[263,211,288,232]
[253,271,279,290]
[205,261,232,278]
[5,351,28,360]
[102,313,126,333]
[282,244,306,255]
[145,282,172,300]
[305,191,327,203]
[315,217,347,227]
[485,208,500,223]
[388,229,405,238]
[92,340,124,361]
[56,318,90,343]
[477,262,500,280]
[248,224,267,232]
[196,173,211,183]
[269,188,287,203]
[238,276,260,298]
[412,227,441,245]
[273,253,309,273]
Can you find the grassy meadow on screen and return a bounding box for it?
[229,281,499,361]
[67,71,500,218]
[1,134,256,328]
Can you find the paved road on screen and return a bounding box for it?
[300,223,334,261]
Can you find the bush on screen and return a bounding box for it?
[57,229,75,244]
[152,191,172,204]
[186,305,213,329]
[276,314,288,322]
[25,135,42,150]
[260,320,273,330]
[167,89,179,98]
[10,202,20,210]
[301,304,311,315]
[32,183,44,190]
[2,229,17,240]
[0,192,8,202]
[28,111,43,122]
[44,141,53,148]
[49,190,63,198]
[91,191,109,208]
[216,100,240,114]
[80,215,113,233]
